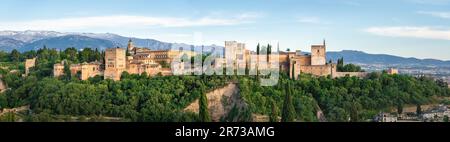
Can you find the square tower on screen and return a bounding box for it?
[311,40,326,66]
[104,47,126,81]
[25,58,36,76]
[224,41,246,69]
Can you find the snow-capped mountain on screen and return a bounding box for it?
[0,30,66,43]
[0,30,222,53]
[21,35,120,51]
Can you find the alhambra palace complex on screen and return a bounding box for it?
[44,40,382,81]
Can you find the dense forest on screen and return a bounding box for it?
[0,48,449,122]
[240,73,450,122]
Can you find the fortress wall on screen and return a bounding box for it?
[332,72,368,78]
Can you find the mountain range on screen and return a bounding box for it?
[327,50,450,67]
[0,30,449,67]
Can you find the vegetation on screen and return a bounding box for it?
[0,48,449,122]
[281,81,296,122]
[0,47,230,122]
[238,72,450,122]
[199,90,211,122]
[337,57,363,72]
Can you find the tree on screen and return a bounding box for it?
[267,44,272,61]
[10,49,21,62]
[416,104,422,115]
[397,101,404,115]
[63,61,71,80]
[269,99,279,122]
[256,43,260,55]
[199,92,211,122]
[444,115,449,122]
[291,61,296,79]
[62,47,78,63]
[282,81,296,122]
[0,95,7,109]
[349,101,361,122]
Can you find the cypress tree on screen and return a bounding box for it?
[269,99,279,122]
[257,43,260,55]
[282,81,296,122]
[199,92,211,122]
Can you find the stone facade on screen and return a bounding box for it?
[311,42,326,66]
[104,47,126,81]
[53,61,102,80]
[53,62,65,77]
[74,62,102,80]
[53,40,198,81]
[387,68,399,75]
[289,41,335,79]
[52,39,366,81]
[225,41,247,69]
[288,40,366,79]
[332,72,369,78]
[24,58,36,76]
[127,62,162,76]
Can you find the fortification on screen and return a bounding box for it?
[104,47,126,81]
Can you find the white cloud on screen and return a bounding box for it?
[365,26,450,40]
[407,0,450,5]
[417,11,450,19]
[0,13,261,31]
[297,17,323,24]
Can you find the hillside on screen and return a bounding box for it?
[184,83,246,122]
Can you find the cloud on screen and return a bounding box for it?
[365,26,450,40]
[0,13,261,31]
[297,17,324,24]
[417,11,450,19]
[406,0,450,5]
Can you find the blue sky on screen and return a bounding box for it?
[1,0,450,60]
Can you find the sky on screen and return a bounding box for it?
[0,0,450,60]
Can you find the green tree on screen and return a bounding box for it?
[282,81,296,122]
[10,49,21,62]
[256,43,260,55]
[349,101,362,122]
[199,92,210,122]
[0,95,7,109]
[62,47,78,63]
[416,104,422,115]
[269,99,279,122]
[63,61,72,80]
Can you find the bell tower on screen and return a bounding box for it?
[127,39,135,55]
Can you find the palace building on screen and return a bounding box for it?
[54,40,197,81]
[52,39,365,81]
[54,61,102,80]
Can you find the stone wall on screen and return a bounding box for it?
[311,45,326,66]
[104,48,126,81]
[24,58,36,76]
[53,63,65,77]
[332,72,368,78]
